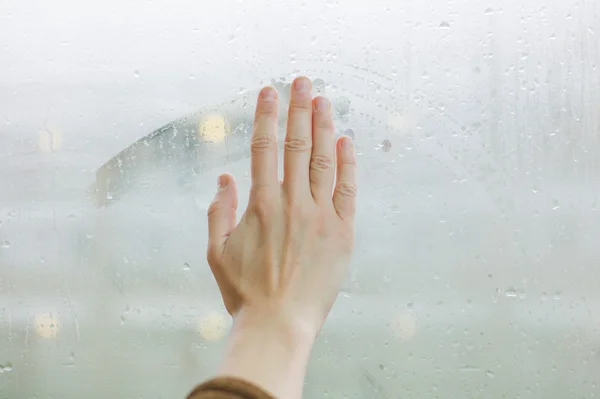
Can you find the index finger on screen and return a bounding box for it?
[250,86,280,189]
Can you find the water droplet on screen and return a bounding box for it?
[460,365,480,373]
[486,370,495,378]
[552,200,560,210]
[505,287,518,298]
[228,34,236,43]
[313,78,326,94]
[381,139,392,152]
[439,21,451,29]
[133,70,140,78]
[485,7,495,15]
[311,36,318,45]
[553,291,562,300]
[0,362,13,373]
[344,129,355,139]
[335,97,351,117]
[0,241,10,249]
[283,83,292,103]
[183,262,191,271]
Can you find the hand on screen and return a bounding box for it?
[205,76,357,398]
[207,76,357,336]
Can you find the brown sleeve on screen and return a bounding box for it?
[186,377,275,399]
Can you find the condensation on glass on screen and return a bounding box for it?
[1,0,599,398]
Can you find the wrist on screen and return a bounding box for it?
[216,308,316,399]
[233,306,319,346]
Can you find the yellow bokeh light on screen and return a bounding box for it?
[35,313,60,339]
[197,311,229,342]
[37,123,63,153]
[198,114,228,143]
[390,312,417,342]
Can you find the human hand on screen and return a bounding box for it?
[206,76,357,337]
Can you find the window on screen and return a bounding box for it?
[1,0,598,397]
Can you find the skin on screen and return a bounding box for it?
[206,76,357,399]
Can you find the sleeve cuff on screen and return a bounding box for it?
[187,376,276,399]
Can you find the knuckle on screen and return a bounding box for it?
[335,182,358,199]
[339,156,357,166]
[316,121,334,131]
[255,104,277,117]
[289,101,312,112]
[207,201,222,218]
[284,137,311,152]
[249,191,273,220]
[310,153,334,172]
[315,116,334,130]
[250,134,276,153]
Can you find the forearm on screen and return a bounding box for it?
[216,311,315,399]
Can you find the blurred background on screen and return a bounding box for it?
[1,0,599,397]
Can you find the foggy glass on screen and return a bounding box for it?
[1,0,599,397]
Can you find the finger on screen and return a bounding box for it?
[250,86,279,189]
[310,96,335,203]
[207,173,238,261]
[332,136,357,221]
[283,76,313,195]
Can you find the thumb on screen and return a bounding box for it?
[207,173,238,260]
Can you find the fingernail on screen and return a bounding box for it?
[218,175,228,189]
[314,97,330,112]
[261,87,277,101]
[294,77,311,93]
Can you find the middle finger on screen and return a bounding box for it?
[283,76,313,196]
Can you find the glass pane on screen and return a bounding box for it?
[1,0,599,397]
